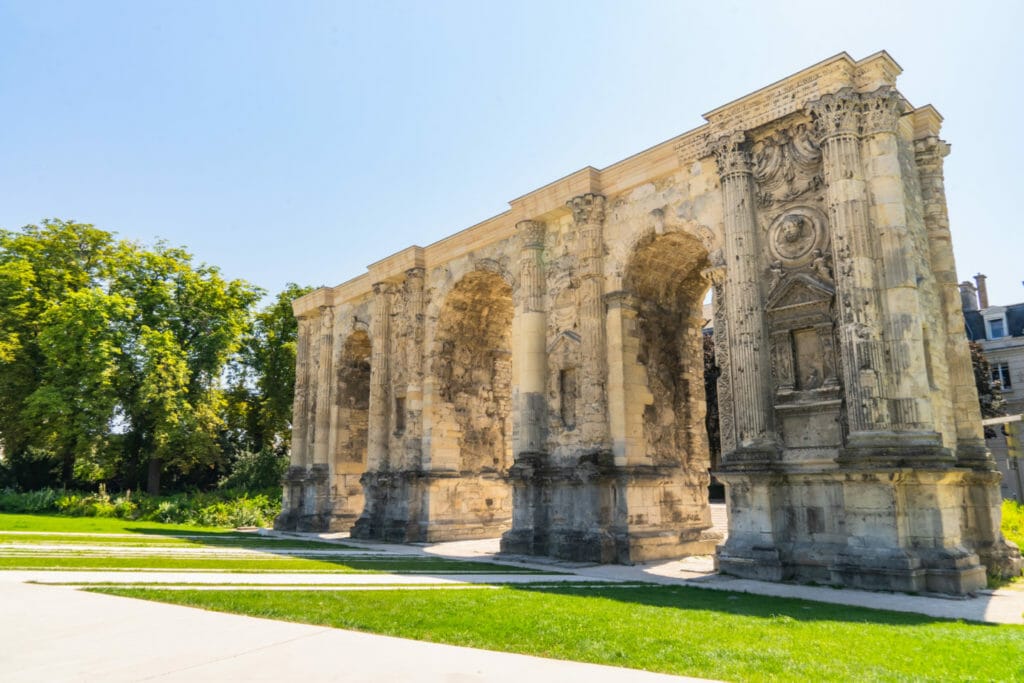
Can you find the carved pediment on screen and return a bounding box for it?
[766,273,834,314]
[547,330,581,355]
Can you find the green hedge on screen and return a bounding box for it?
[0,486,281,528]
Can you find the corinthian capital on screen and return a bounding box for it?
[913,135,951,163]
[515,219,547,249]
[808,87,861,141]
[567,193,606,226]
[860,87,904,137]
[710,132,752,178]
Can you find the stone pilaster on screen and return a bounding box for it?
[810,90,891,440]
[703,265,736,455]
[568,194,609,452]
[914,135,989,465]
[514,220,548,456]
[604,290,644,465]
[312,306,334,466]
[290,315,313,467]
[367,282,393,472]
[711,134,775,462]
[402,268,426,471]
[861,88,936,436]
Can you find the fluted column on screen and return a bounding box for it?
[312,306,335,466]
[403,267,426,470]
[367,282,393,472]
[568,194,610,451]
[861,88,934,432]
[711,134,775,459]
[810,90,890,437]
[290,315,313,467]
[915,135,990,465]
[515,220,548,456]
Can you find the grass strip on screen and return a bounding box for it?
[0,532,353,550]
[93,585,1024,682]
[0,513,232,534]
[0,555,547,573]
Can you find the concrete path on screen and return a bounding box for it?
[0,579,710,682]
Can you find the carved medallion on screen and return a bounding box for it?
[767,207,828,268]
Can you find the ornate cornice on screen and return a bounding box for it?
[567,193,606,225]
[515,219,547,249]
[808,87,861,142]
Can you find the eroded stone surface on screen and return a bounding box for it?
[276,51,1021,594]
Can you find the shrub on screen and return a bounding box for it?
[0,487,59,513]
[1003,499,1024,549]
[218,449,287,492]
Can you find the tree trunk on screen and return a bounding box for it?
[146,457,162,496]
[61,451,74,489]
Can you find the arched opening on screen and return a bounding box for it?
[620,230,718,551]
[426,269,514,538]
[331,329,371,528]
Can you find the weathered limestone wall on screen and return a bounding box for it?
[277,51,1021,594]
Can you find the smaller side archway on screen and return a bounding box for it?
[330,328,371,528]
[422,268,514,539]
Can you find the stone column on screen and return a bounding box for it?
[367,282,393,472]
[514,220,548,456]
[290,315,313,467]
[403,268,426,471]
[605,290,645,465]
[312,305,335,466]
[810,90,891,439]
[568,194,609,452]
[711,134,775,460]
[861,88,934,434]
[914,135,990,466]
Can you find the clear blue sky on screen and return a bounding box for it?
[1,1,1021,304]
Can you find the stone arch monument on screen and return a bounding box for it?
[277,52,1021,594]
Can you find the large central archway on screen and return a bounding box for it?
[423,268,514,539]
[615,228,718,558]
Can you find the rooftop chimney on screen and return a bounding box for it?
[960,281,978,311]
[974,273,989,308]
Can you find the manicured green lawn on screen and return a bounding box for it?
[96,584,1024,682]
[0,554,544,573]
[0,532,352,550]
[0,513,230,534]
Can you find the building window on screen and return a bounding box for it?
[988,318,1006,339]
[992,362,1012,389]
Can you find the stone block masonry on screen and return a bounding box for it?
[276,51,1021,594]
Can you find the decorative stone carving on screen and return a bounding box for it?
[752,124,822,207]
[767,206,829,268]
[861,86,903,137]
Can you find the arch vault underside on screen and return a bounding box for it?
[277,51,1021,595]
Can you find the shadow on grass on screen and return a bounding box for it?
[507,582,1005,627]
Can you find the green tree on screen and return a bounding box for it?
[0,220,118,486]
[110,243,261,494]
[226,283,313,455]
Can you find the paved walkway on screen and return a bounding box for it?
[0,579,710,682]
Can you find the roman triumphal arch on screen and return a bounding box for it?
[277,52,1021,594]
